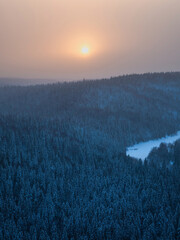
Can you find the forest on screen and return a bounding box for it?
[0,72,180,239]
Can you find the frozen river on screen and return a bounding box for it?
[126,131,180,161]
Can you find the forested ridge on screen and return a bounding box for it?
[0,72,180,239]
[0,72,180,150]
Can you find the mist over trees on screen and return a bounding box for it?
[0,72,180,150]
[0,72,180,239]
[0,78,57,87]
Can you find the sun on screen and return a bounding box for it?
[81,46,89,55]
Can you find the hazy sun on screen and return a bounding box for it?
[81,46,89,55]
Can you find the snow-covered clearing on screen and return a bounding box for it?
[126,131,180,161]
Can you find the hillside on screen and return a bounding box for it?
[0,72,180,150]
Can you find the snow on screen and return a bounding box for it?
[126,131,180,161]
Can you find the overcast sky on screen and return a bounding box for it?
[0,0,180,80]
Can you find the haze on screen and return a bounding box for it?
[0,0,180,80]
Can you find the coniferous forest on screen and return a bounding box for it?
[0,72,180,239]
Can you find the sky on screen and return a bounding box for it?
[0,0,180,81]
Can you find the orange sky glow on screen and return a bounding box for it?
[0,0,180,80]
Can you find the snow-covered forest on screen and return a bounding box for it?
[0,72,180,239]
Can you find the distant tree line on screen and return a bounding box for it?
[0,72,179,151]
